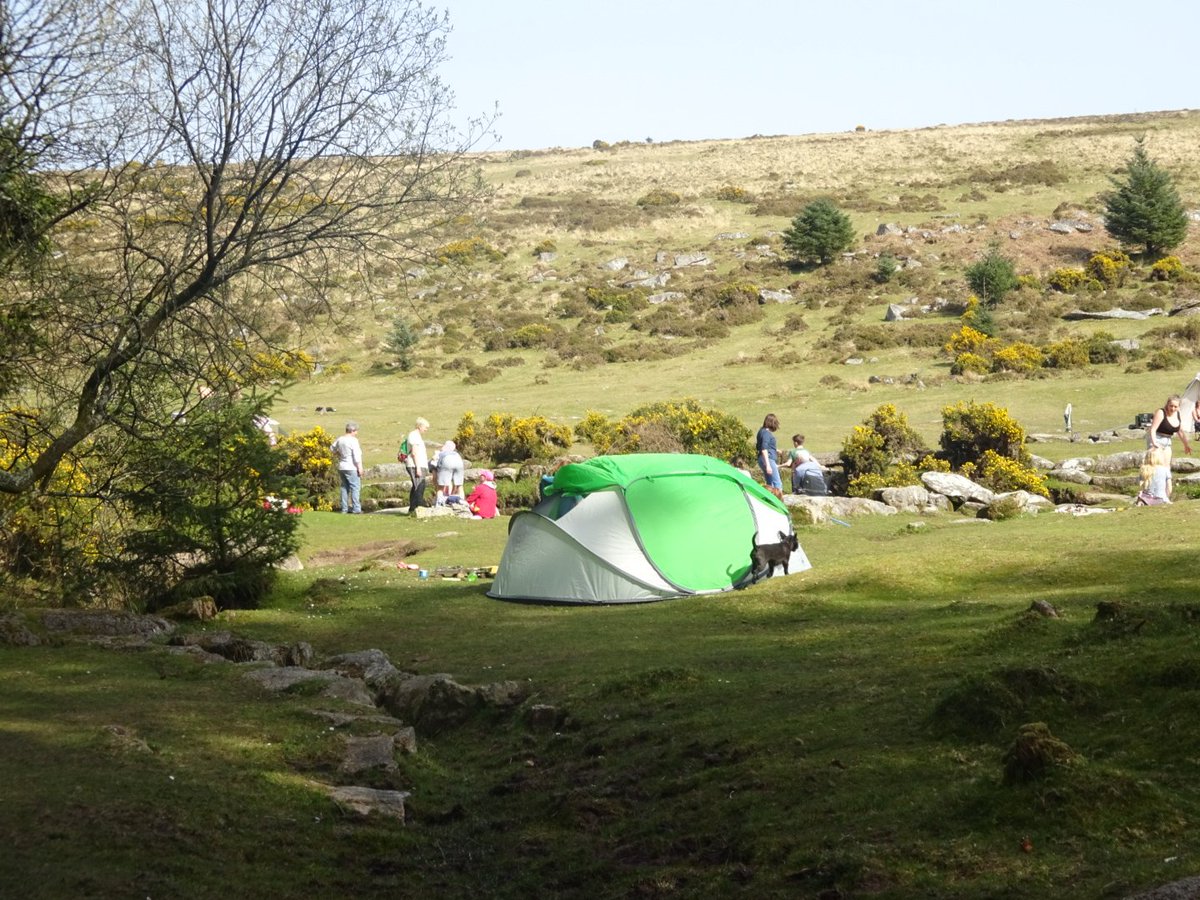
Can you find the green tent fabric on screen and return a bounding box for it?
[547,452,785,512]
[490,453,809,604]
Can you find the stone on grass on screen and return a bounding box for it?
[319,784,410,821]
[242,667,376,707]
[0,613,40,646]
[339,733,398,774]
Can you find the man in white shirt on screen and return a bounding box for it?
[331,422,364,514]
[406,417,430,513]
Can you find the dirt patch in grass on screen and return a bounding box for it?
[307,540,430,568]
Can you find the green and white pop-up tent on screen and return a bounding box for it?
[488,453,811,605]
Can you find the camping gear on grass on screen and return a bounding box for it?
[488,454,810,605]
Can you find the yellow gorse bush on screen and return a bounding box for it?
[434,236,503,266]
[944,324,992,357]
[1150,255,1186,281]
[991,342,1044,373]
[275,424,336,510]
[1085,248,1132,288]
[978,449,1049,497]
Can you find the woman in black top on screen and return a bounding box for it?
[1148,395,1192,456]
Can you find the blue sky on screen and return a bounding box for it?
[439,0,1198,151]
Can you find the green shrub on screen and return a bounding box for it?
[463,365,501,384]
[1147,348,1187,371]
[966,160,1068,188]
[117,398,301,610]
[1085,331,1124,364]
[865,403,925,458]
[584,285,648,315]
[510,323,557,348]
[1043,338,1090,369]
[495,477,542,512]
[532,239,557,256]
[715,185,752,202]
[576,399,752,461]
[636,189,681,208]
[575,411,620,453]
[873,254,899,284]
[959,297,996,336]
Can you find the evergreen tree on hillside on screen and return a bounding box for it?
[1104,138,1189,258]
[783,199,856,265]
[965,244,1018,307]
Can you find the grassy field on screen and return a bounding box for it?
[6,110,1200,899]
[4,504,1199,898]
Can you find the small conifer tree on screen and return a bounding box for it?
[965,245,1018,307]
[1104,137,1189,258]
[782,199,855,265]
[387,319,419,371]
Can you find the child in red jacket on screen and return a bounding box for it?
[466,470,498,519]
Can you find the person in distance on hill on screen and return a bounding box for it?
[756,413,783,499]
[330,421,364,514]
[405,417,430,513]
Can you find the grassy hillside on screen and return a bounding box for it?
[6,111,1200,900]
[275,110,1200,461]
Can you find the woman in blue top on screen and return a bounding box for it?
[756,413,782,498]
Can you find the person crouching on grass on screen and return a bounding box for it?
[466,470,498,519]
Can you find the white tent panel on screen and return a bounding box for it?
[749,497,812,577]
[749,496,792,544]
[552,490,676,591]
[489,514,677,604]
[1180,373,1200,433]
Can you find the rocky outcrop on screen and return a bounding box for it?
[41,609,174,640]
[920,472,996,506]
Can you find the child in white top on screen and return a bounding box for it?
[1138,445,1172,505]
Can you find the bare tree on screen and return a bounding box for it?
[0,0,491,495]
